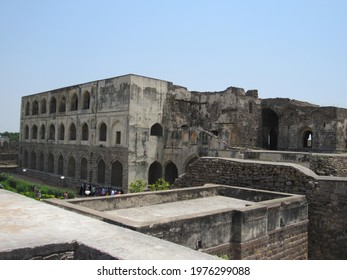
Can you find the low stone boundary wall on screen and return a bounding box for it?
[172,157,347,259]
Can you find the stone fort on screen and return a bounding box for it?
[19,74,347,190]
[16,74,347,259]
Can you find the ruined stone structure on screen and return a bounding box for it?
[19,74,347,191]
[172,157,347,260]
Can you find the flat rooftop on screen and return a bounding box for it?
[0,189,217,260]
[105,196,254,225]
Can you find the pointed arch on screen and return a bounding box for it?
[24,125,29,140]
[82,123,89,141]
[59,123,65,140]
[80,157,88,180]
[67,156,76,178]
[40,98,47,114]
[25,101,30,116]
[47,153,54,173]
[59,96,66,112]
[38,153,44,171]
[58,154,64,175]
[40,124,46,140]
[30,151,36,169]
[99,122,107,141]
[111,160,123,187]
[82,91,90,109]
[97,159,106,184]
[23,150,28,168]
[148,161,162,184]
[32,100,39,115]
[49,124,55,140]
[165,161,178,185]
[69,123,77,141]
[70,93,78,111]
[50,97,57,113]
[32,125,38,140]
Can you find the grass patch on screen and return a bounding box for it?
[0,173,74,200]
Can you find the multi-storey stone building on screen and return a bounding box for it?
[19,74,347,192]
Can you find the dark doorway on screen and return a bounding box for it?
[262,108,279,150]
[303,130,313,148]
[165,162,178,185]
[148,161,162,184]
[97,159,106,184]
[111,161,123,187]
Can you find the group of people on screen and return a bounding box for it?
[78,182,124,197]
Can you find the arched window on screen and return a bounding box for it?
[38,153,44,171]
[58,155,64,175]
[148,161,162,184]
[99,122,107,141]
[97,159,106,184]
[59,97,66,112]
[69,123,76,141]
[48,153,54,173]
[249,102,253,114]
[40,124,46,140]
[82,123,89,141]
[80,157,88,180]
[165,161,178,185]
[30,151,36,169]
[50,97,57,113]
[25,101,30,116]
[59,124,65,140]
[111,161,123,187]
[23,150,28,168]
[32,125,38,140]
[303,130,313,148]
[82,91,90,109]
[32,100,39,115]
[70,94,78,111]
[41,98,47,114]
[24,125,29,140]
[150,123,163,136]
[68,156,76,178]
[49,124,55,140]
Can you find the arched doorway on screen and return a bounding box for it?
[97,159,106,184]
[148,161,162,184]
[165,161,178,185]
[303,130,313,148]
[80,157,88,180]
[262,108,279,150]
[111,161,123,187]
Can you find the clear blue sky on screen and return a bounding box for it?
[1,0,346,132]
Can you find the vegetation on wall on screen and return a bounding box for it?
[129,178,170,193]
[0,173,74,199]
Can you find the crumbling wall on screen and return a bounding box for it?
[172,157,347,259]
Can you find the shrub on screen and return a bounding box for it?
[129,179,148,193]
[148,178,170,191]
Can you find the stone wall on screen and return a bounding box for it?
[172,157,347,259]
[310,154,347,176]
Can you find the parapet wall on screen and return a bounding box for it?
[172,157,347,259]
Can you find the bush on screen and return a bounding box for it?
[129,179,148,193]
[148,178,170,191]
[0,173,75,200]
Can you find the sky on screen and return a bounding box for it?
[1,0,347,132]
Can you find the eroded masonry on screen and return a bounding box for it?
[19,74,347,191]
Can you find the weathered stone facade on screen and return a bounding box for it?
[19,74,347,190]
[172,157,347,259]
